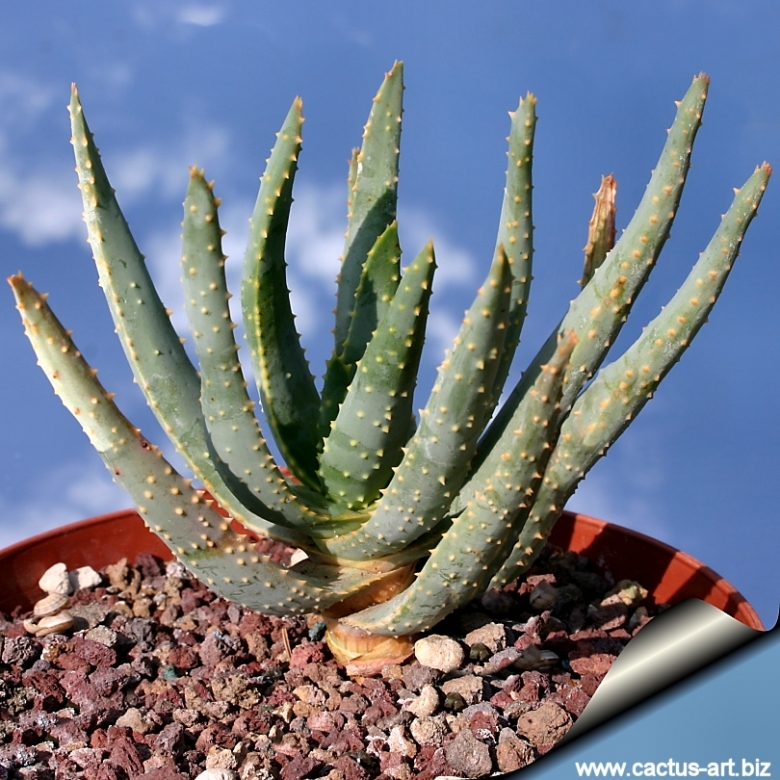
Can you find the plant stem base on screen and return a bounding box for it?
[324,618,416,676]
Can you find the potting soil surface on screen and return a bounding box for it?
[0,543,657,779]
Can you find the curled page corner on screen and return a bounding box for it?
[559,598,762,746]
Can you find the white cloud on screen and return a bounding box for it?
[121,179,478,393]
[399,206,477,291]
[0,71,84,246]
[112,127,230,202]
[177,4,226,26]
[84,63,134,93]
[141,194,261,344]
[131,1,228,30]
[0,95,230,248]
[139,184,340,377]
[144,227,188,333]
[0,72,54,123]
[0,170,83,246]
[286,183,345,290]
[279,184,478,360]
[330,13,373,47]
[0,461,128,549]
[425,309,464,367]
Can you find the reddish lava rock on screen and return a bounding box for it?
[0,543,658,778]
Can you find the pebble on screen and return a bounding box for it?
[68,601,113,628]
[588,600,628,631]
[293,684,326,707]
[205,747,238,770]
[402,684,439,718]
[409,715,449,746]
[516,701,573,753]
[513,645,559,671]
[401,663,440,692]
[1,635,40,666]
[482,646,521,674]
[529,580,558,610]
[84,625,119,647]
[1,544,659,778]
[604,579,649,607]
[194,769,238,780]
[38,562,72,596]
[569,652,616,678]
[385,765,413,780]
[460,703,501,741]
[440,675,485,706]
[69,565,102,591]
[464,621,509,654]
[386,725,417,759]
[413,635,464,672]
[495,728,535,773]
[629,605,651,632]
[166,560,187,578]
[444,728,492,778]
[115,707,153,734]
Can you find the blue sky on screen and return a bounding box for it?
[0,2,777,626]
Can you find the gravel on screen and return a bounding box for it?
[0,544,659,779]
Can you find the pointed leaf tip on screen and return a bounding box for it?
[68,84,82,114]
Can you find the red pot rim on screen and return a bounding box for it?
[0,508,764,631]
[548,511,763,630]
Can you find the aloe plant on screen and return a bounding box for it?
[9,63,770,673]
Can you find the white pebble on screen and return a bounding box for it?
[115,707,153,734]
[403,684,440,718]
[68,565,102,591]
[414,635,464,672]
[38,563,72,596]
[465,621,509,653]
[205,747,238,770]
[193,769,237,780]
[84,625,118,647]
[166,560,187,578]
[409,715,449,746]
[603,579,649,608]
[387,725,417,759]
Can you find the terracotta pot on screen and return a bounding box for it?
[547,514,763,630]
[0,508,764,630]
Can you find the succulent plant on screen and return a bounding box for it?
[9,63,770,673]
